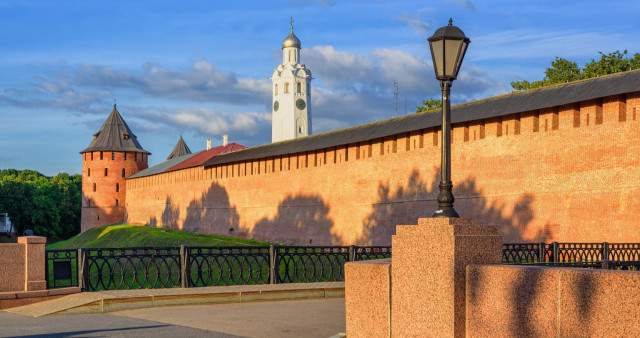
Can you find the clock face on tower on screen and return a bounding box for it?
[296,99,306,110]
[273,101,279,112]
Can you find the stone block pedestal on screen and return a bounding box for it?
[391,218,502,337]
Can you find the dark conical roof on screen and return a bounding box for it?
[80,105,150,154]
[167,135,192,160]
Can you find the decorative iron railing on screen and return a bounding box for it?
[78,247,181,291]
[45,241,639,291]
[502,242,640,264]
[45,249,78,289]
[48,245,392,291]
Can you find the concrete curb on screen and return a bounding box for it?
[4,282,345,317]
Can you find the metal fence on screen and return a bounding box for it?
[46,241,640,290]
[47,245,392,291]
[45,249,79,289]
[502,242,640,264]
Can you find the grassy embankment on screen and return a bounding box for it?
[47,224,269,249]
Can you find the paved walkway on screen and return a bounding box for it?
[1,282,346,337]
[0,298,346,338]
[4,282,344,317]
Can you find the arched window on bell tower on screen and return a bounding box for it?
[275,84,278,96]
[297,82,301,94]
[285,82,289,93]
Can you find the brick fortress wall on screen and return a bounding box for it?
[124,92,640,245]
[81,151,148,232]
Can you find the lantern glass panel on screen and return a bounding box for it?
[430,40,444,78]
[445,39,463,77]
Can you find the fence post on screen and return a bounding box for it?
[602,242,609,260]
[269,245,278,285]
[77,247,88,291]
[538,242,546,263]
[552,242,559,263]
[600,260,612,270]
[180,245,190,288]
[349,245,357,262]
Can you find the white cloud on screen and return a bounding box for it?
[397,12,430,35]
[304,46,373,85]
[446,0,475,10]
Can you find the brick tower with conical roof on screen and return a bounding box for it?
[80,104,151,231]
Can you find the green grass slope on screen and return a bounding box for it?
[47,224,269,249]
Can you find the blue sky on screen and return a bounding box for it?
[1,0,639,175]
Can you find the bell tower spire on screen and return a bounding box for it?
[271,18,312,143]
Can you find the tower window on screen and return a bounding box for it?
[88,168,91,177]
[124,152,127,160]
[111,152,115,160]
[87,199,91,207]
[275,84,278,96]
[285,83,289,93]
[105,168,108,176]
[297,82,301,93]
[116,199,119,206]
[91,152,94,161]
[100,151,103,160]
[288,50,291,62]
[135,153,138,161]
[116,183,119,192]
[122,168,125,177]
[93,183,96,192]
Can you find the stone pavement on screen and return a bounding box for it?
[4,282,344,317]
[0,298,345,337]
[0,282,346,337]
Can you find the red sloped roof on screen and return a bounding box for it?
[165,143,246,172]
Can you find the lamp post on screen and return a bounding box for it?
[428,18,470,218]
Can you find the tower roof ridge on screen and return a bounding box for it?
[80,105,151,154]
[167,135,192,160]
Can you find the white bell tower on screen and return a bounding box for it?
[271,17,312,143]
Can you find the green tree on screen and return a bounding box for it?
[511,50,640,91]
[0,169,81,240]
[583,50,633,79]
[416,98,443,113]
[544,57,581,83]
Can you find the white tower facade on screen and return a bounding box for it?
[271,21,312,143]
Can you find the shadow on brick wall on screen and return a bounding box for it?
[184,182,239,234]
[356,169,541,245]
[148,182,239,235]
[251,193,342,245]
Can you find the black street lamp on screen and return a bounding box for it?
[427,18,470,218]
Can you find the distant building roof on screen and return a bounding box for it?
[166,143,247,172]
[126,142,247,179]
[202,69,640,167]
[80,105,151,154]
[167,136,192,160]
[127,152,197,179]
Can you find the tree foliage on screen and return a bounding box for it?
[0,169,81,240]
[416,98,443,114]
[511,50,640,91]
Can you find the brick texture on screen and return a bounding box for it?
[81,92,640,245]
[81,151,148,231]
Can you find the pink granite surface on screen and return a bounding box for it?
[466,265,640,337]
[466,265,560,337]
[0,243,26,292]
[20,236,47,291]
[345,258,391,338]
[0,287,80,309]
[391,218,502,338]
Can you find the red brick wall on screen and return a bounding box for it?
[125,92,640,245]
[81,151,148,232]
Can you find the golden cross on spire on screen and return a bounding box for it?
[290,16,294,30]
